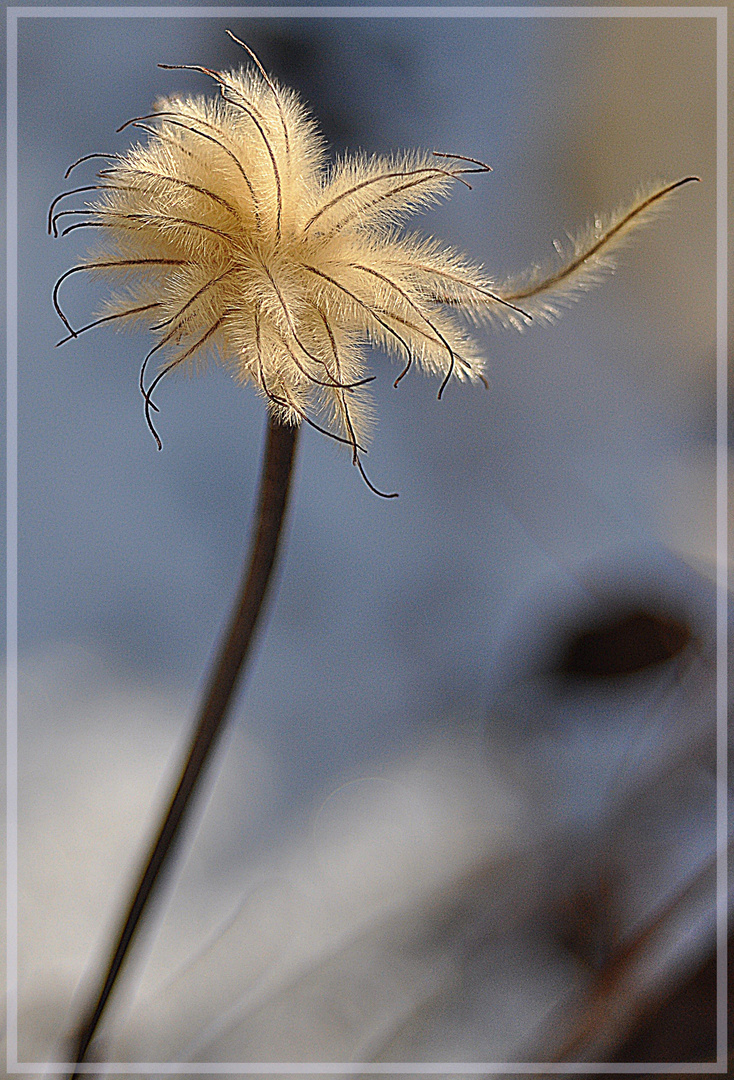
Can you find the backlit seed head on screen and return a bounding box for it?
[51,31,698,494]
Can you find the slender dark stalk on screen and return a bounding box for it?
[67,417,299,1074]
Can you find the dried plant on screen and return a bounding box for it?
[50,31,698,1071]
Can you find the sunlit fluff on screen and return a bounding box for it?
[51,32,698,493]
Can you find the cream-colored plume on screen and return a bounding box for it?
[51,32,698,492]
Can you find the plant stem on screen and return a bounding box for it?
[68,417,299,1074]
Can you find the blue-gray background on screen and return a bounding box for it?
[11,3,718,1046]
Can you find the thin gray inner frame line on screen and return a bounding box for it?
[6,4,727,1073]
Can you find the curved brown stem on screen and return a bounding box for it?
[67,416,299,1074]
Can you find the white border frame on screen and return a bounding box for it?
[5,4,728,1074]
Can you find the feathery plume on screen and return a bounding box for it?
[51,32,698,493]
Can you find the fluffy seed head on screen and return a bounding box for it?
[51,32,698,492]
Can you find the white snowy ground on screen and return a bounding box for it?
[7,540,728,1072]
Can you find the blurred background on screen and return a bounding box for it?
[6,2,723,1069]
